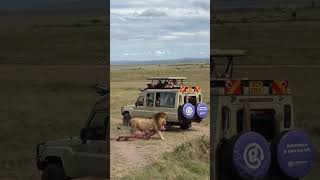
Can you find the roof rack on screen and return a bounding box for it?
[143,77,186,90]
[211,49,247,79]
[147,77,187,80]
[211,49,247,57]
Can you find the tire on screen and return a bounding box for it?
[180,122,191,130]
[41,163,68,180]
[223,132,271,180]
[215,141,225,180]
[270,130,316,179]
[180,103,195,120]
[195,102,209,120]
[122,112,131,126]
[165,123,173,129]
[219,140,236,180]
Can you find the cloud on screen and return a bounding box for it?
[138,8,167,17]
[155,50,171,55]
[111,0,210,61]
[158,30,209,41]
[111,7,209,20]
[192,1,210,10]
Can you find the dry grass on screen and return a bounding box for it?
[121,136,210,180]
[0,65,107,180]
[0,12,107,180]
[110,64,210,179]
[0,13,108,65]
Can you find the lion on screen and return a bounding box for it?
[130,112,167,141]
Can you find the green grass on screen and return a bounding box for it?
[121,136,210,180]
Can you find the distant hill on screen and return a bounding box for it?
[111,58,209,66]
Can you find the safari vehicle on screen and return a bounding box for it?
[212,50,315,180]
[121,77,209,130]
[36,85,109,180]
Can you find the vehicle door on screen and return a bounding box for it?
[76,111,108,177]
[144,92,155,118]
[186,94,196,105]
[248,102,280,142]
[231,102,280,142]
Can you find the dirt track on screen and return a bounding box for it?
[110,119,209,179]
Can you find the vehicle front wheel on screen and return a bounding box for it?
[180,122,191,130]
[122,112,131,126]
[41,163,68,180]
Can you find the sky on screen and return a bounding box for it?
[110,0,210,62]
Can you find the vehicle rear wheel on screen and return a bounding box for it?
[223,132,271,180]
[165,123,173,129]
[122,112,131,126]
[270,130,316,179]
[41,163,68,180]
[180,122,191,130]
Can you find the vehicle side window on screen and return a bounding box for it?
[146,93,154,107]
[222,106,230,133]
[136,95,144,107]
[155,92,176,108]
[237,109,244,133]
[89,112,105,127]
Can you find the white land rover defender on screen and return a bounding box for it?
[121,77,209,129]
[211,50,316,180]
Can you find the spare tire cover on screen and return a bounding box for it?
[196,102,209,119]
[233,131,271,179]
[182,103,195,120]
[276,130,316,178]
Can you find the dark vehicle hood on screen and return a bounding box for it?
[44,137,82,147]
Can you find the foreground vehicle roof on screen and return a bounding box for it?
[211,49,247,57]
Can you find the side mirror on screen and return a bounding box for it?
[80,128,87,143]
